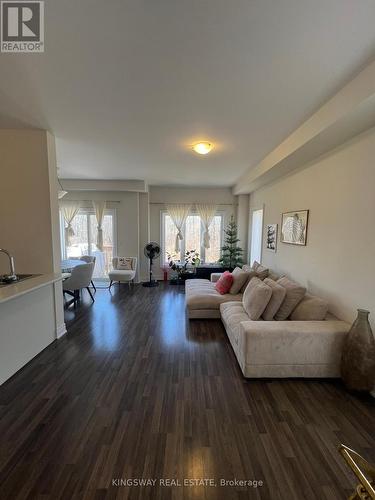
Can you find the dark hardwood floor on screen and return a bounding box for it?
[0,283,374,499]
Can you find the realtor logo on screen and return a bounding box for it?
[1,1,44,52]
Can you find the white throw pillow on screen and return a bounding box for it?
[117,257,133,270]
[229,267,250,294]
[242,277,272,320]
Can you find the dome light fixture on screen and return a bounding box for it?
[192,142,213,155]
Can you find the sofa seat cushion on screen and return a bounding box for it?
[290,294,328,321]
[108,269,136,281]
[185,279,242,311]
[220,302,252,348]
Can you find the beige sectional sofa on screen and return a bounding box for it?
[185,267,350,378]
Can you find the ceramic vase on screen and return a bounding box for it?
[341,309,375,392]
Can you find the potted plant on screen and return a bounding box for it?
[167,249,200,284]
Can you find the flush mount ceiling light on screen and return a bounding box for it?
[192,142,213,155]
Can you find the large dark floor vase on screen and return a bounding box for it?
[341,309,375,392]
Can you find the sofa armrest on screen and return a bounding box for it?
[210,272,223,283]
[238,319,350,367]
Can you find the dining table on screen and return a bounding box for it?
[61,259,85,273]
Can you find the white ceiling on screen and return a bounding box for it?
[0,0,374,186]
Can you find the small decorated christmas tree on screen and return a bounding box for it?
[219,215,243,269]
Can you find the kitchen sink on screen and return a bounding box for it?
[0,274,40,287]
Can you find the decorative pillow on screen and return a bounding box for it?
[215,271,234,295]
[255,264,269,280]
[268,270,285,282]
[242,277,272,320]
[274,277,306,320]
[239,270,257,293]
[117,257,133,270]
[243,263,268,280]
[229,267,249,294]
[290,294,328,321]
[262,278,287,320]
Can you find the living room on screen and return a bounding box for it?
[0,1,374,499]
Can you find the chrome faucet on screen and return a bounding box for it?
[0,249,18,281]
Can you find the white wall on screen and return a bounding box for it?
[249,127,375,328]
[149,186,237,279]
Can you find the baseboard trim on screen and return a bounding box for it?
[56,323,67,339]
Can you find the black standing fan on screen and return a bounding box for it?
[143,242,161,287]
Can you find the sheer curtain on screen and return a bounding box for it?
[165,204,192,253]
[93,200,106,251]
[196,204,217,249]
[60,201,81,246]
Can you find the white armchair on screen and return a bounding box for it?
[108,257,137,289]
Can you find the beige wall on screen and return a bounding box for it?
[249,127,375,329]
[0,129,65,338]
[0,130,56,274]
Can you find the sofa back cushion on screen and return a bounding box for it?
[242,277,272,320]
[229,267,250,294]
[290,294,328,321]
[262,278,287,320]
[243,264,269,280]
[215,271,234,295]
[274,277,306,320]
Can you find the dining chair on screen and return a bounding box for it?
[80,255,97,291]
[63,262,95,307]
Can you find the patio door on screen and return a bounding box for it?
[60,209,116,279]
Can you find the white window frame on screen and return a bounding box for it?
[249,206,264,265]
[60,207,117,259]
[161,209,224,265]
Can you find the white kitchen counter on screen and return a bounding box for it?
[0,273,62,304]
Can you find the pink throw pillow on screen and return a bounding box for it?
[215,271,234,295]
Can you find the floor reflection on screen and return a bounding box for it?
[159,286,186,346]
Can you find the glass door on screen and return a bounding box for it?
[61,209,116,280]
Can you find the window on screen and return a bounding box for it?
[60,208,117,279]
[161,212,223,264]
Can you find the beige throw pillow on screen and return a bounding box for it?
[117,257,133,270]
[255,264,269,280]
[290,294,328,321]
[274,277,306,320]
[243,263,268,280]
[242,277,272,320]
[239,270,257,293]
[229,267,249,294]
[262,278,287,320]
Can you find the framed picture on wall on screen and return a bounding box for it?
[281,210,309,246]
[266,224,277,252]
